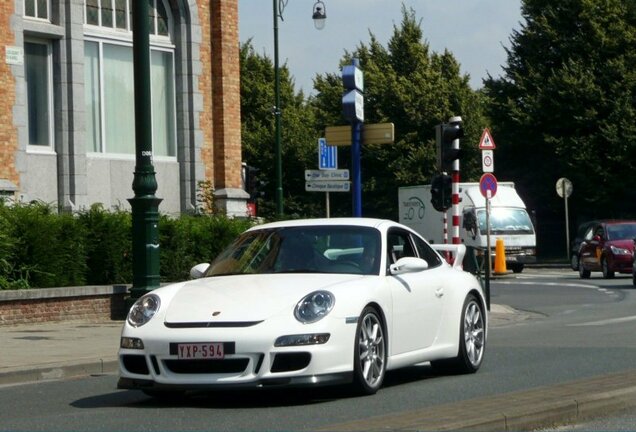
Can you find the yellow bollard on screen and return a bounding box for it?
[494,238,507,274]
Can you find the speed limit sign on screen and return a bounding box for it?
[482,150,494,173]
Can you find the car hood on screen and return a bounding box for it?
[163,273,364,324]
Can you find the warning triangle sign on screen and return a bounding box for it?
[479,128,496,150]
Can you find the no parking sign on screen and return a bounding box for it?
[479,173,498,199]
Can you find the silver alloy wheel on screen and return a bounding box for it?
[463,300,485,367]
[357,312,385,388]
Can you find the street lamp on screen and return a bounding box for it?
[272,0,326,216]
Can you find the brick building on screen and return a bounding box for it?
[0,0,247,216]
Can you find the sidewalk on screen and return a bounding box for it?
[1,319,122,386]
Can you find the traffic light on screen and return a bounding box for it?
[245,166,266,201]
[436,119,464,173]
[430,174,452,212]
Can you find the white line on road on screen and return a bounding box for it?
[568,315,636,327]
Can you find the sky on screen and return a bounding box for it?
[238,0,524,94]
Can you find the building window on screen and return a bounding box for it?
[83,0,176,157]
[25,41,53,149]
[84,0,172,37]
[24,0,49,20]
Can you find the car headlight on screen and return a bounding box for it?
[294,291,334,324]
[127,294,161,328]
[610,245,631,255]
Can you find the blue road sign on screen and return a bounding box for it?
[319,138,337,170]
[480,173,498,198]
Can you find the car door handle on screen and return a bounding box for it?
[435,288,444,298]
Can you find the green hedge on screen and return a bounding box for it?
[0,202,254,289]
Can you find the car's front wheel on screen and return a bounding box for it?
[353,307,386,395]
[432,294,485,374]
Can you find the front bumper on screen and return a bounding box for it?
[118,315,356,390]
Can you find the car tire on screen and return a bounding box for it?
[633,271,636,287]
[601,257,615,279]
[510,264,524,274]
[431,294,485,374]
[579,262,591,279]
[570,254,579,271]
[353,307,386,395]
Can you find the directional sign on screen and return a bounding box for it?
[479,128,496,150]
[305,181,351,192]
[479,173,498,199]
[318,138,337,170]
[324,123,395,146]
[305,169,350,181]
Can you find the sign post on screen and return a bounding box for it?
[342,59,364,217]
[480,173,497,311]
[556,177,573,260]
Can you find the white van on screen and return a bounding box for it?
[398,182,536,273]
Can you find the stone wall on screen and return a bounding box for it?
[0,286,129,326]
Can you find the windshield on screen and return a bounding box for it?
[205,225,382,276]
[476,208,534,235]
[606,223,636,240]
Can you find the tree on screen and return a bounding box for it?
[311,7,488,219]
[240,41,323,219]
[484,0,636,226]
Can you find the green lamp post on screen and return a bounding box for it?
[128,0,162,302]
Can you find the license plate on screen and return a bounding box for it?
[177,343,225,359]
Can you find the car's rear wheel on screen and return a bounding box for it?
[601,257,615,279]
[432,294,485,374]
[579,261,591,279]
[570,253,579,271]
[353,307,386,395]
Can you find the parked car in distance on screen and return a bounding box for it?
[118,218,487,397]
[570,220,597,271]
[633,239,636,286]
[577,220,636,279]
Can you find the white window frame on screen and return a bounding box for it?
[25,39,55,153]
[83,0,176,160]
[24,0,50,21]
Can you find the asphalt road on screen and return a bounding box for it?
[1,268,635,431]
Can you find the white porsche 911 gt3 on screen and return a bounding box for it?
[118,218,487,396]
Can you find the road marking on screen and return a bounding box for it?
[493,281,597,289]
[568,315,636,327]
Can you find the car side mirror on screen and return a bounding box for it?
[389,257,429,275]
[190,263,210,279]
[463,211,477,240]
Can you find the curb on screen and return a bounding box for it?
[0,358,118,387]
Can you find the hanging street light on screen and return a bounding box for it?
[272,0,326,216]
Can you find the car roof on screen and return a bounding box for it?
[597,220,636,226]
[247,217,398,232]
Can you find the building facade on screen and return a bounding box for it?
[0,0,247,216]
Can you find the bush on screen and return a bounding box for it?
[0,202,87,288]
[78,204,132,286]
[0,201,255,289]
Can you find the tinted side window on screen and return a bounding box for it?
[386,229,417,265]
[411,234,442,268]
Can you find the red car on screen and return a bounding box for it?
[578,220,636,279]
